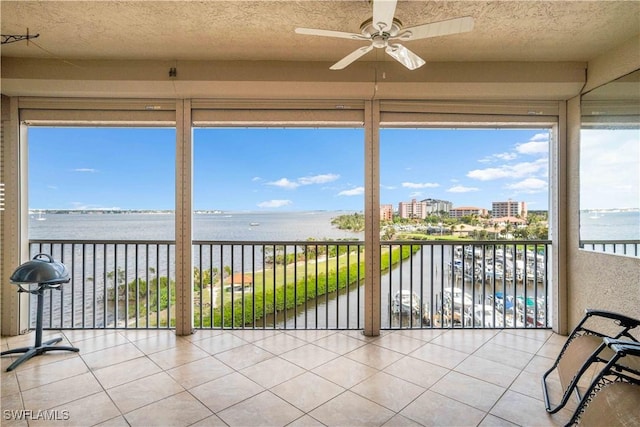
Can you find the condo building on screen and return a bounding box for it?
[380,204,393,221]
[398,199,428,219]
[492,200,528,218]
[423,198,453,214]
[449,206,489,218]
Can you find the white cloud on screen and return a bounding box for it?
[257,199,292,208]
[338,186,364,196]
[266,173,339,189]
[266,178,300,189]
[479,152,518,163]
[467,158,548,181]
[580,129,639,209]
[71,202,121,210]
[516,140,548,155]
[478,133,548,165]
[505,178,547,193]
[531,132,549,141]
[251,176,262,182]
[447,185,479,193]
[298,173,339,185]
[73,168,97,173]
[401,182,439,189]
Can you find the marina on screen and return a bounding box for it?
[30,210,635,330]
[385,242,549,330]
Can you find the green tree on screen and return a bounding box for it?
[331,213,365,231]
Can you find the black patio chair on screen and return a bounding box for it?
[541,308,640,414]
[565,338,640,426]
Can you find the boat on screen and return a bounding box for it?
[422,304,432,326]
[391,290,421,316]
[36,211,46,221]
[472,304,505,327]
[433,287,475,326]
[442,287,473,308]
[249,222,259,226]
[490,292,515,313]
[436,303,472,327]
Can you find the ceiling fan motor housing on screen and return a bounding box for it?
[361,17,402,48]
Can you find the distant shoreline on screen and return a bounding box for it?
[580,208,640,213]
[30,209,175,215]
[29,208,564,215]
[28,209,361,215]
[31,208,639,219]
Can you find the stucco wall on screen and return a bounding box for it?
[565,35,640,332]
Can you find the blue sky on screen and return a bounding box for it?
[380,128,549,210]
[28,126,552,211]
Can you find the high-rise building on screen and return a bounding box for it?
[380,204,393,221]
[491,200,527,218]
[398,198,453,219]
[422,198,453,214]
[398,199,428,219]
[449,206,489,218]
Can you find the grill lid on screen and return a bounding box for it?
[10,253,70,285]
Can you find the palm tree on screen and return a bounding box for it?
[223,265,232,279]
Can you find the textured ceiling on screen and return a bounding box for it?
[2,0,639,64]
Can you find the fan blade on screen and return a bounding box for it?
[393,16,474,41]
[330,45,374,70]
[295,27,366,41]
[385,44,426,70]
[372,0,397,32]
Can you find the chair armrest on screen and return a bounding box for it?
[605,337,640,356]
[585,309,640,330]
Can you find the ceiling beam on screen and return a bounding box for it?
[1,58,586,100]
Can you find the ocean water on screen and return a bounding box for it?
[26,211,559,328]
[29,210,639,242]
[29,211,364,241]
[579,210,640,241]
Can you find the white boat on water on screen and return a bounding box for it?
[434,288,474,326]
[442,287,473,308]
[472,304,505,327]
[391,290,421,316]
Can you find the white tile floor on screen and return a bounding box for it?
[1,328,576,426]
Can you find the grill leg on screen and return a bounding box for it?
[1,287,79,372]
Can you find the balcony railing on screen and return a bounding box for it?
[580,240,640,258]
[382,241,550,330]
[28,239,551,331]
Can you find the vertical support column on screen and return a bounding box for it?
[1,96,30,336]
[551,100,569,335]
[363,100,381,336]
[175,99,194,335]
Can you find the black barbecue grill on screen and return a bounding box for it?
[1,254,79,371]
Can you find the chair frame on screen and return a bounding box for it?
[565,338,640,426]
[542,308,640,414]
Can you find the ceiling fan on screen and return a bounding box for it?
[295,0,474,70]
